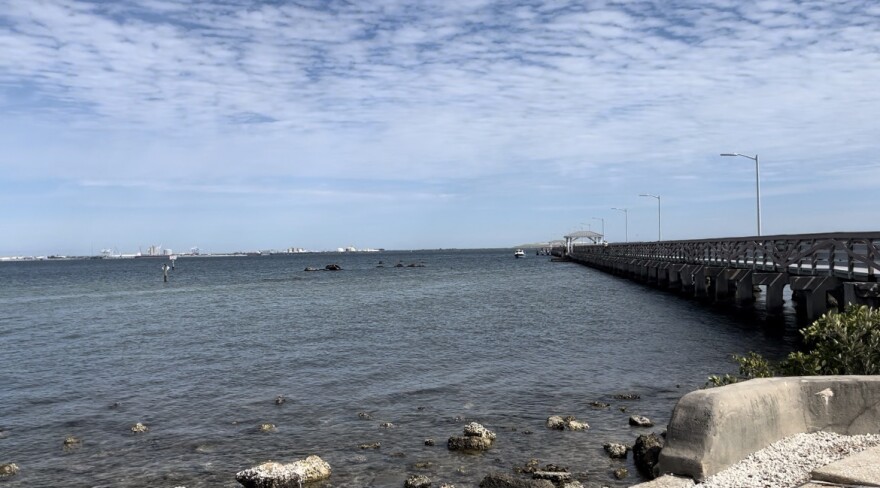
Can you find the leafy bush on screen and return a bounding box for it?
[780,304,880,375]
[706,305,880,385]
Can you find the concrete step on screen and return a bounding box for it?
[810,445,880,487]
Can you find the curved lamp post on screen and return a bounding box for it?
[611,208,628,242]
[639,193,661,241]
[721,153,761,236]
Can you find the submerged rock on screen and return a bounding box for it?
[258,423,276,433]
[358,412,373,420]
[478,472,554,487]
[359,442,380,450]
[63,436,82,449]
[0,463,19,477]
[532,471,571,483]
[588,401,610,409]
[613,393,640,400]
[275,395,285,405]
[513,459,540,474]
[613,467,628,479]
[424,438,435,446]
[235,455,331,488]
[130,423,149,434]
[324,264,342,271]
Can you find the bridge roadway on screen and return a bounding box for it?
[560,232,880,321]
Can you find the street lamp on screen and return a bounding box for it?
[611,208,628,242]
[639,193,661,241]
[720,153,761,236]
[592,217,605,242]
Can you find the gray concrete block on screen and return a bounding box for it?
[627,474,694,487]
[656,376,880,481]
[811,445,880,486]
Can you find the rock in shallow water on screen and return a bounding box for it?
[629,415,654,427]
[633,433,664,478]
[532,470,571,483]
[235,455,331,488]
[448,422,496,451]
[478,472,554,487]
[405,474,432,488]
[447,436,493,451]
[130,423,148,434]
[603,442,629,459]
[545,416,588,431]
[463,422,496,440]
[0,463,20,477]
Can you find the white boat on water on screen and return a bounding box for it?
[514,249,526,258]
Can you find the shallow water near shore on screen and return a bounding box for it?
[0,249,799,487]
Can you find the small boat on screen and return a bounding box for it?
[514,249,526,258]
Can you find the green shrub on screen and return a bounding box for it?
[708,305,880,383]
[780,304,880,375]
[733,352,775,378]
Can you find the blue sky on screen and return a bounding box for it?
[2,0,879,255]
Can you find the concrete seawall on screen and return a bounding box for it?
[657,376,880,481]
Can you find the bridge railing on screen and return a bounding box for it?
[568,232,880,280]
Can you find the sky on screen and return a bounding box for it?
[1,0,879,255]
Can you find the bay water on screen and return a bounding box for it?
[0,250,798,487]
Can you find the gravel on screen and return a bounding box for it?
[699,431,880,488]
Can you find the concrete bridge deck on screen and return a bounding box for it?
[559,232,880,320]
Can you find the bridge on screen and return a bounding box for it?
[557,232,880,321]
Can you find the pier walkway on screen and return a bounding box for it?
[559,232,880,320]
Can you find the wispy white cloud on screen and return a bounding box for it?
[1,0,879,251]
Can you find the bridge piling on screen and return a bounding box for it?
[730,269,755,305]
[754,273,789,313]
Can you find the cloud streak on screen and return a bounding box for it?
[1,0,879,252]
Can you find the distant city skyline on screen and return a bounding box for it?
[2,0,879,256]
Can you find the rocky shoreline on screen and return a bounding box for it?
[0,393,660,487]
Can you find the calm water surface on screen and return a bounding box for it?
[0,250,798,487]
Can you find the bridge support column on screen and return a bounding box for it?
[657,263,671,287]
[693,266,709,297]
[628,260,640,278]
[638,261,651,282]
[667,264,685,290]
[646,261,659,284]
[680,265,700,294]
[790,276,841,321]
[727,269,754,305]
[702,267,726,300]
[754,273,788,313]
[843,282,880,308]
